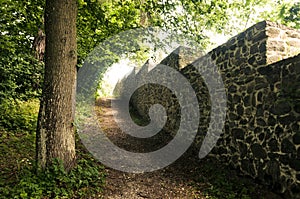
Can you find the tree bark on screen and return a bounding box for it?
[36,0,77,171]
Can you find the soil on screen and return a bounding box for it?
[94,98,283,199]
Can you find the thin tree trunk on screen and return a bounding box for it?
[36,0,77,171]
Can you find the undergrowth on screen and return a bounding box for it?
[0,99,106,199]
[0,98,279,199]
[0,98,39,133]
[192,159,263,199]
[0,157,105,199]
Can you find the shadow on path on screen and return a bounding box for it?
[95,98,283,199]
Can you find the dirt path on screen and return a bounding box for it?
[94,98,283,199]
[95,98,206,199]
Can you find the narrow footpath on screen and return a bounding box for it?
[95,98,283,199]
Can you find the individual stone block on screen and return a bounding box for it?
[251,143,267,159]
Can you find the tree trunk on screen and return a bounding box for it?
[36,0,77,171]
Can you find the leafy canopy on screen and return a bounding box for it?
[0,0,299,103]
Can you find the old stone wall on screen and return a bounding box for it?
[116,21,300,198]
[211,53,300,198]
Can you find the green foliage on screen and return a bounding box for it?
[0,131,36,187]
[2,0,298,104]
[279,2,300,29]
[0,0,45,102]
[0,157,105,199]
[77,0,145,65]
[0,99,39,133]
[259,0,300,29]
[0,111,106,199]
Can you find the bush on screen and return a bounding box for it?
[0,158,105,199]
[0,99,39,133]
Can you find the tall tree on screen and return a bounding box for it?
[36,0,77,171]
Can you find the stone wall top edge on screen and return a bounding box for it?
[267,52,300,68]
[134,21,299,76]
[206,21,268,54]
[207,20,299,56]
[265,20,300,32]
